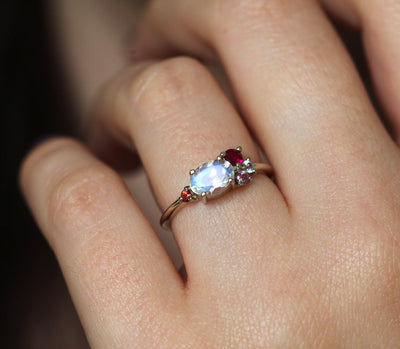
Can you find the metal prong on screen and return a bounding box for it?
[220,151,226,158]
[246,157,251,162]
[236,146,242,152]
[201,192,208,203]
[217,156,222,161]
[189,169,195,175]
[228,177,236,188]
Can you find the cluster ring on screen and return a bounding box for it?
[160,147,273,227]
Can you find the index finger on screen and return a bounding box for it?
[20,138,184,347]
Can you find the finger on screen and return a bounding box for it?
[92,57,289,286]
[20,138,183,348]
[320,0,360,27]
[133,0,399,213]
[348,0,400,143]
[321,0,400,143]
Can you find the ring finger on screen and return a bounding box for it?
[91,57,289,286]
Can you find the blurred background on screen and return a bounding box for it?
[1,0,371,348]
[1,1,149,347]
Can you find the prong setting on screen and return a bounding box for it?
[187,147,255,202]
[160,147,275,227]
[160,146,274,227]
[180,186,194,202]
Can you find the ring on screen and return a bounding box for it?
[160,147,273,227]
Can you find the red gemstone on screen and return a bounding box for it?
[181,189,192,202]
[225,149,243,166]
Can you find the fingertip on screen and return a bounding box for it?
[19,137,81,199]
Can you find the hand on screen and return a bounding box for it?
[20,0,400,347]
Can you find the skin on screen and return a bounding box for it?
[20,0,400,347]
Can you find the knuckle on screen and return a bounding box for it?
[47,164,122,234]
[214,0,312,36]
[128,56,210,125]
[216,0,279,24]
[217,0,278,18]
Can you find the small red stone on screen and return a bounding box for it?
[181,189,192,202]
[225,149,243,166]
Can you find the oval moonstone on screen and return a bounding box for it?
[190,160,234,198]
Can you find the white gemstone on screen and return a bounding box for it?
[243,158,256,174]
[190,160,234,198]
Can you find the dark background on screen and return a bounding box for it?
[0,0,85,347]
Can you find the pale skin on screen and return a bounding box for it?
[20,0,400,347]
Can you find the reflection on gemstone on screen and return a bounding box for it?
[243,158,255,174]
[224,148,243,166]
[190,160,234,198]
[180,189,192,202]
[235,171,251,186]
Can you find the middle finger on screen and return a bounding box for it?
[136,0,399,213]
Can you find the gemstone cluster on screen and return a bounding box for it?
[180,147,256,203]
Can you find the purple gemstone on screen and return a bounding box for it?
[235,171,251,186]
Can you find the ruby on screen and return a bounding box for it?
[181,189,192,202]
[225,149,243,166]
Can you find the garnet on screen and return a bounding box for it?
[181,189,192,202]
[225,149,243,166]
[235,171,251,186]
[190,159,234,198]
